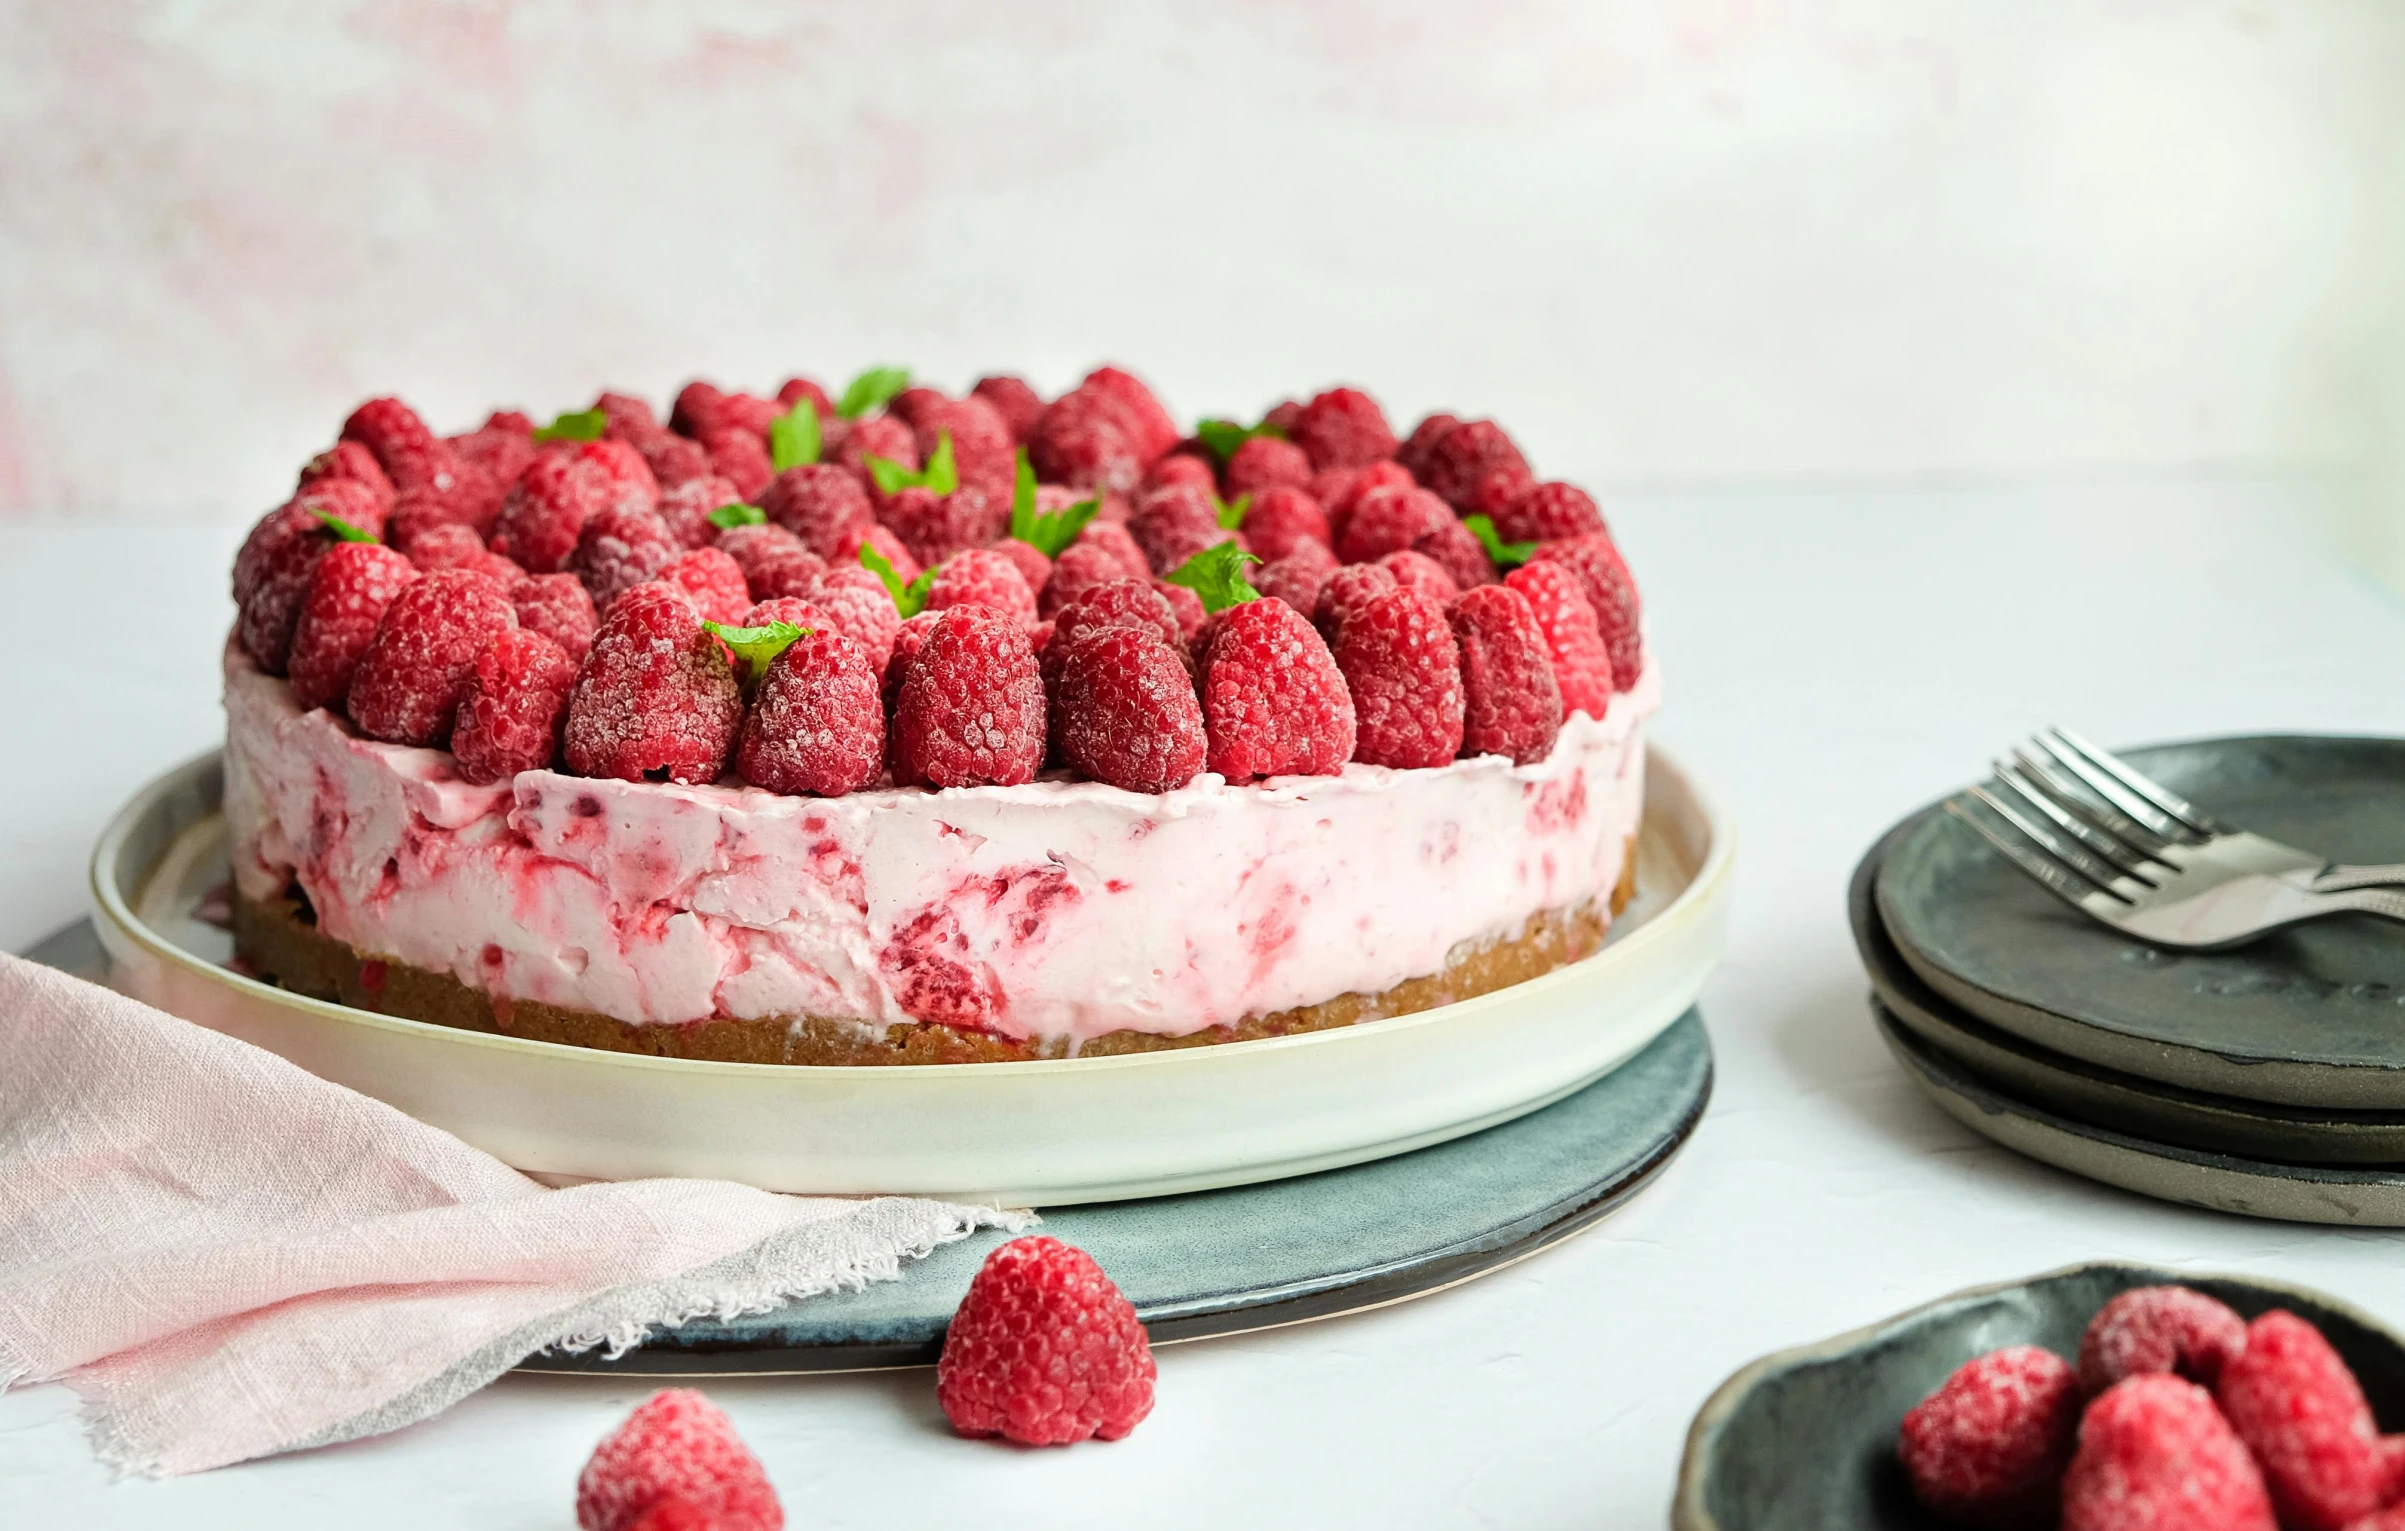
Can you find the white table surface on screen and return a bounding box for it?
[6,476,2404,1528]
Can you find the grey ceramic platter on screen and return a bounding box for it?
[1674,1261,2405,1531]
[1850,817,2405,1165]
[1875,735,2405,1110]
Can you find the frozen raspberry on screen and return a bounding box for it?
[926,547,1037,624]
[1028,389,1143,494]
[1319,459,1416,528]
[1289,387,1397,471]
[2218,1310,2390,1531]
[1897,1346,2081,1527]
[883,610,941,700]
[1254,542,1339,617]
[234,507,332,674]
[1069,520,1150,580]
[1130,485,1232,576]
[757,463,874,559]
[1222,434,1313,497]
[654,547,752,625]
[880,486,1007,569]
[398,520,491,573]
[1447,585,1563,764]
[296,439,396,514]
[1047,625,1204,793]
[1151,580,1207,643]
[741,594,833,631]
[700,426,773,500]
[1419,419,1532,513]
[837,414,918,483]
[775,376,834,418]
[2080,1287,2250,1396]
[992,538,1053,600]
[936,1236,1156,1446]
[655,475,744,549]
[1416,515,1498,590]
[735,627,884,797]
[667,382,727,439]
[1503,562,1613,720]
[970,375,1045,443]
[286,543,420,712]
[572,504,682,610]
[510,572,599,660]
[338,396,439,477]
[1052,579,1185,654]
[1200,597,1355,780]
[669,381,777,441]
[883,385,943,429]
[450,410,538,488]
[1525,534,1642,691]
[345,570,518,747]
[1335,484,1451,565]
[2065,1375,2275,1531]
[491,440,660,574]
[913,396,1016,499]
[714,522,806,579]
[1236,486,1331,563]
[1313,561,1398,643]
[890,606,1046,789]
[1333,587,1464,769]
[1081,366,1181,461]
[1141,453,1217,496]
[805,564,905,672]
[575,1388,782,1531]
[747,546,828,602]
[1039,542,1136,618]
[451,627,576,784]
[639,434,715,490]
[1493,481,1606,545]
[344,398,500,533]
[1378,549,1460,604]
[562,584,742,784]
[1262,399,1304,433]
[1462,462,1538,525]
[1395,413,1462,480]
[598,391,668,446]
[832,522,923,588]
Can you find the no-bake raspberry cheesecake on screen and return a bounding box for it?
[223,366,1657,1064]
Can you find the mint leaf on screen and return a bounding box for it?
[1009,450,1039,530]
[532,407,608,443]
[313,509,378,543]
[1162,540,1262,614]
[920,431,958,495]
[707,503,765,530]
[1194,415,1287,464]
[1004,449,1101,558]
[702,618,811,687]
[862,454,913,497]
[859,543,937,618]
[1464,514,1537,569]
[768,397,821,472]
[837,366,911,419]
[1214,491,1251,532]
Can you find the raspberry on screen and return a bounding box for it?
[1289,387,1397,471]
[654,547,752,625]
[742,595,834,632]
[913,396,1016,499]
[1320,459,1416,528]
[2064,1375,2275,1531]
[1420,419,1532,513]
[970,375,1045,443]
[451,627,576,784]
[1130,485,1231,576]
[1493,481,1606,545]
[450,410,537,488]
[639,435,716,490]
[1053,579,1185,654]
[1332,587,1464,769]
[747,546,828,602]
[700,426,773,500]
[880,486,1006,569]
[1039,543,1135,618]
[399,521,491,573]
[599,391,668,446]
[345,570,519,747]
[492,440,660,574]
[343,398,499,534]
[1378,549,1461,604]
[735,627,885,797]
[1335,484,1452,565]
[1237,486,1331,563]
[890,606,1046,789]
[1898,1346,2082,1527]
[1199,597,1355,780]
[2218,1310,2390,1531]
[1222,434,1313,497]
[1254,542,1339,617]
[833,522,923,587]
[1313,561,1398,645]
[1418,516,1499,590]
[1524,534,1643,692]
[935,1236,1156,1446]
[339,396,439,477]
[1080,366,1181,461]
[296,440,396,514]
[776,376,834,418]
[1503,562,1613,720]
[758,463,874,559]
[562,584,742,784]
[234,506,332,674]
[1262,399,1304,433]
[926,547,1037,624]
[655,474,744,549]
[885,386,945,429]
[1028,388,1143,494]
[574,1388,783,1531]
[992,538,1053,600]
[572,504,682,611]
[1462,461,1538,525]
[1151,580,1207,642]
[714,523,807,580]
[805,563,905,673]
[510,572,599,660]
[836,414,918,483]
[1049,625,1206,793]
[883,610,941,700]
[1395,413,1462,480]
[1448,585,1563,764]
[1069,519,1150,580]
[1141,453,1217,496]
[286,543,420,712]
[2080,1286,2249,1396]
[668,381,729,438]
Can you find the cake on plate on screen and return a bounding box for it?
[222,366,1655,1063]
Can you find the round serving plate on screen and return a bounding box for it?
[90,744,1733,1206]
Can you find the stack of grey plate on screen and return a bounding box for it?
[1851,735,2405,1225]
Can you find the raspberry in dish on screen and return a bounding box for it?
[2064,1375,2275,1531]
[1898,1346,2082,1526]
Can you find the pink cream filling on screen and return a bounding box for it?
[223,639,1658,1045]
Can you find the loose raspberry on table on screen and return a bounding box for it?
[575,1388,783,1531]
[2079,1286,2250,1396]
[1378,549,1461,604]
[1313,561,1398,644]
[572,504,683,611]
[936,1236,1156,1447]
[758,463,874,559]
[700,426,774,501]
[345,570,519,747]
[296,439,396,514]
[1130,485,1232,576]
[1898,1345,2082,1527]
[492,438,662,573]
[1333,586,1464,769]
[736,627,885,797]
[1503,562,1614,720]
[890,606,1046,789]
[1493,481,1607,545]
[2064,1374,2275,1531]
[510,572,600,660]
[1237,486,1331,565]
[1395,413,1462,480]
[2218,1310,2390,1531]
[1050,625,1206,793]
[1449,585,1564,764]
[655,474,744,549]
[880,486,1007,569]
[1290,387,1398,471]
[1200,596,1355,780]
[1222,434,1313,497]
[234,506,334,674]
[807,563,907,673]
[1335,484,1452,566]
[1525,534,1643,692]
[925,547,1038,624]
[970,375,1045,443]
[1417,418,1531,512]
[1141,453,1218,496]
[654,547,753,625]
[451,627,576,784]
[1414,516,1498,590]
[562,583,742,784]
[286,543,420,712]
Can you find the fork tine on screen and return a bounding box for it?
[1990,762,2167,880]
[1963,784,2138,902]
[2043,727,2226,837]
[2011,745,2178,854]
[1944,797,2122,914]
[2025,734,2192,844]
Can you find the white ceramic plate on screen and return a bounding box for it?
[91,745,1733,1206]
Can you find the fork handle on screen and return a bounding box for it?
[2329,889,2405,925]
[2312,865,2405,893]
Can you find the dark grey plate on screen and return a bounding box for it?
[1674,1261,2405,1531]
[1875,736,2405,1110]
[1850,817,2405,1165]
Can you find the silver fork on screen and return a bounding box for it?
[1944,727,2405,949]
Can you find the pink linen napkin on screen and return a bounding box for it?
[0,951,1025,1476]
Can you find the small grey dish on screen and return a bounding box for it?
[1850,816,2405,1165]
[1673,1261,2405,1531]
[1876,735,2405,1110]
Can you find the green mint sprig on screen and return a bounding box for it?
[1162,540,1261,614]
[860,543,938,618]
[1005,450,1102,558]
[707,503,766,530]
[532,408,608,443]
[768,398,821,472]
[313,510,378,543]
[836,366,912,419]
[702,619,812,687]
[1213,491,1252,532]
[863,430,958,497]
[1463,514,1537,569]
[1194,415,1287,464]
